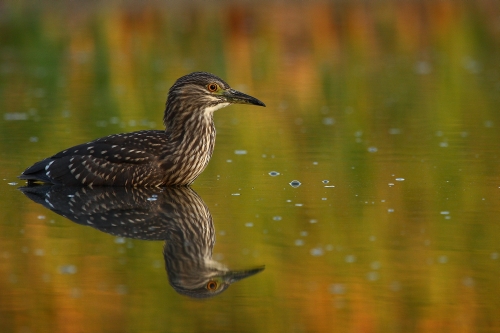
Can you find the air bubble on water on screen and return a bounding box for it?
[329,283,346,295]
[310,247,324,256]
[59,265,77,275]
[114,237,126,244]
[289,180,301,188]
[345,255,356,263]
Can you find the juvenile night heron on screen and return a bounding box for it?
[19,72,265,186]
[19,185,264,298]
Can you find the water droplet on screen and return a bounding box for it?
[414,61,432,75]
[114,237,126,244]
[272,216,282,221]
[329,283,346,294]
[59,265,77,275]
[345,255,356,263]
[116,284,128,295]
[462,277,475,287]
[367,271,379,281]
[310,247,324,256]
[268,171,280,176]
[322,117,335,126]
[289,180,301,188]
[322,180,329,184]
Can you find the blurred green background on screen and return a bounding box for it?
[1,0,500,332]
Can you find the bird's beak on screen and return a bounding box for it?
[223,89,266,107]
[223,265,265,284]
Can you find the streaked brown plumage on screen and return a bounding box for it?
[19,185,264,298]
[19,72,265,187]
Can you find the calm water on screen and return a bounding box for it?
[1,1,500,332]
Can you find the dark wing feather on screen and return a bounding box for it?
[20,130,170,186]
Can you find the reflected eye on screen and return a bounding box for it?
[206,280,218,291]
[207,83,218,92]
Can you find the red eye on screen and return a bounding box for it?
[206,280,218,291]
[207,83,218,92]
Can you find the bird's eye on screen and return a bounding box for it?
[206,280,218,291]
[207,83,218,92]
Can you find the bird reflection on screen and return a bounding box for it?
[19,185,264,298]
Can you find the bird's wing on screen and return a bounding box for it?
[20,130,169,186]
[19,185,169,240]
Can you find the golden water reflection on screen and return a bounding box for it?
[1,0,500,332]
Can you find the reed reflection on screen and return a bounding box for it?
[19,185,264,298]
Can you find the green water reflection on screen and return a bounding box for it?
[1,0,500,332]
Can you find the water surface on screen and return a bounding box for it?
[1,1,500,332]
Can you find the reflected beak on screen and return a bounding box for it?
[223,89,266,107]
[223,265,265,284]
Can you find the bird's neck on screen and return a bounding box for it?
[160,102,216,184]
[163,104,216,153]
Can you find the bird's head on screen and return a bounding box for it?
[169,265,265,299]
[165,72,265,119]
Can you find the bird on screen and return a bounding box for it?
[19,72,265,187]
[19,185,265,298]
